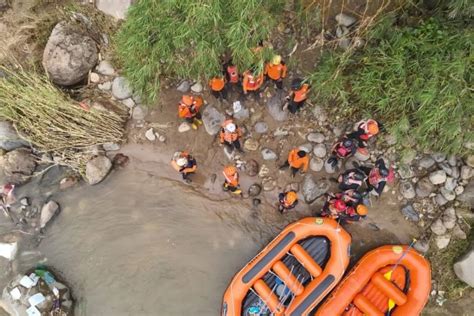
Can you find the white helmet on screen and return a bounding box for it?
[176,157,188,167]
[226,123,236,133]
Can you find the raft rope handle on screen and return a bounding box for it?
[274,265,300,311]
[281,272,303,312]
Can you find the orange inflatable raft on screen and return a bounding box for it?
[316,245,431,316]
[222,217,351,316]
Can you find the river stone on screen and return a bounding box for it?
[400,182,416,200]
[0,121,28,151]
[418,156,435,169]
[145,128,156,141]
[435,193,449,206]
[466,155,474,168]
[202,106,225,135]
[259,164,270,178]
[442,207,457,229]
[261,148,278,160]
[455,185,464,195]
[248,183,262,197]
[42,22,98,86]
[112,77,133,100]
[90,72,100,83]
[85,156,112,185]
[336,25,349,38]
[103,142,120,151]
[335,13,357,26]
[254,122,268,134]
[312,105,328,122]
[266,94,288,121]
[273,127,289,137]
[324,159,338,174]
[452,225,467,240]
[190,82,203,93]
[440,187,456,201]
[245,159,259,177]
[401,204,419,222]
[262,177,276,191]
[429,170,447,185]
[98,81,112,90]
[132,105,147,120]
[414,239,430,254]
[454,243,474,286]
[398,164,414,179]
[96,60,115,76]
[435,234,451,250]
[416,177,435,198]
[451,166,460,179]
[178,122,191,133]
[40,200,60,229]
[432,152,447,163]
[0,148,36,184]
[121,98,135,109]
[461,166,472,180]
[299,143,313,153]
[457,181,474,207]
[310,158,324,172]
[401,149,417,165]
[96,0,134,19]
[444,177,457,191]
[176,80,190,92]
[302,175,330,204]
[307,132,325,143]
[244,139,259,151]
[431,218,447,235]
[438,162,453,177]
[447,155,457,167]
[313,144,326,158]
[285,182,300,192]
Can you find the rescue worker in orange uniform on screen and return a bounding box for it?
[280,148,309,177]
[265,55,287,89]
[171,151,197,183]
[242,68,264,99]
[224,60,240,90]
[178,95,204,129]
[278,190,298,213]
[220,119,243,153]
[222,165,242,195]
[347,119,381,148]
[209,76,227,101]
[286,78,311,114]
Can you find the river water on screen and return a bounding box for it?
[37,166,266,316]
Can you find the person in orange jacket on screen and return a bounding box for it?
[279,148,309,177]
[209,76,227,101]
[242,68,264,99]
[220,119,243,153]
[178,95,204,129]
[286,78,311,114]
[278,190,298,213]
[222,165,242,195]
[171,151,197,183]
[265,55,287,89]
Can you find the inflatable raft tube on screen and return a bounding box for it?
[222,217,351,316]
[316,245,431,316]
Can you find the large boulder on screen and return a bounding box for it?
[454,243,474,287]
[0,121,28,151]
[85,156,112,185]
[266,95,288,122]
[0,148,36,184]
[302,175,330,204]
[202,106,225,135]
[42,22,98,86]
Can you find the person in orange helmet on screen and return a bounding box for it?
[222,165,242,195]
[170,151,197,183]
[220,119,243,153]
[347,119,382,148]
[242,68,264,99]
[178,95,204,129]
[265,55,287,89]
[342,203,368,223]
[279,148,309,177]
[278,190,298,213]
[209,76,227,101]
[285,78,311,114]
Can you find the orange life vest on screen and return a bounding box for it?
[288,149,309,172]
[223,170,239,187]
[243,71,264,91]
[220,120,241,143]
[178,96,203,119]
[209,77,225,92]
[265,63,287,80]
[226,65,239,83]
[293,83,310,102]
[171,151,197,174]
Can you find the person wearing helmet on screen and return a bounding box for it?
[347,119,382,148]
[338,168,367,191]
[171,151,197,183]
[242,68,264,99]
[265,55,287,89]
[220,119,243,153]
[178,95,204,130]
[327,137,358,168]
[358,158,394,197]
[222,165,242,195]
[342,203,368,223]
[280,148,310,177]
[285,78,311,114]
[321,193,347,219]
[209,75,227,101]
[278,190,298,213]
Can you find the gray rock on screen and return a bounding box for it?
[310,158,324,172]
[455,185,464,195]
[85,156,112,185]
[258,164,270,178]
[0,0,10,12]
[261,148,278,160]
[254,122,268,134]
[448,155,458,167]
[273,127,289,137]
[145,128,156,141]
[307,132,325,143]
[202,106,225,135]
[234,107,250,120]
[418,156,436,169]
[178,122,191,133]
[266,95,288,121]
[190,82,203,93]
[385,134,397,146]
[98,81,112,91]
[431,218,447,235]
[438,162,453,176]
[313,144,327,158]
[90,72,100,83]
[466,155,474,168]
[42,22,98,86]
[400,182,416,200]
[416,177,435,198]
[299,143,313,153]
[442,207,457,229]
[95,0,134,19]
[398,164,414,179]
[285,182,299,192]
[461,166,472,180]
[248,183,262,197]
[96,60,115,76]
[158,135,166,142]
[121,98,135,109]
[432,152,447,163]
[132,105,147,120]
[414,239,430,254]
[244,139,259,151]
[0,121,28,151]
[429,170,447,185]
[435,234,451,250]
[245,159,259,177]
[333,126,344,137]
[262,177,276,191]
[103,142,120,151]
[452,225,467,240]
[435,193,449,206]
[40,200,60,229]
[302,175,330,203]
[444,177,457,191]
[0,148,36,184]
[336,25,349,38]
[338,37,351,50]
[312,105,328,122]
[112,77,133,100]
[401,204,419,221]
[176,80,190,93]
[324,159,338,174]
[440,187,456,201]
[335,13,357,27]
[401,149,417,165]
[451,166,460,179]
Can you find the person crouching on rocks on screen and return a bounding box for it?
[285,78,310,114]
[278,190,298,214]
[358,158,395,198]
[280,148,309,177]
[178,95,204,130]
[171,151,197,183]
[222,165,242,196]
[327,137,358,168]
[220,119,243,153]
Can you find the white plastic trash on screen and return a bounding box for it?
[28,293,46,307]
[9,287,21,300]
[0,241,18,260]
[20,275,35,289]
[26,306,41,316]
[233,101,242,113]
[29,273,40,287]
